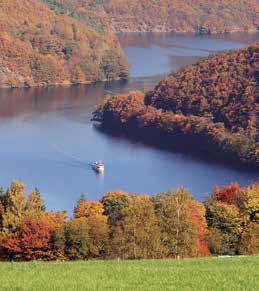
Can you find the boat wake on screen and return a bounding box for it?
[50,143,91,169]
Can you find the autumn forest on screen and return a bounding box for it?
[0,0,129,88]
[0,180,258,261]
[0,0,258,88]
[94,44,257,166]
[0,0,258,266]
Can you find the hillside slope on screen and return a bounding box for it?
[104,0,258,33]
[148,45,256,131]
[0,0,128,88]
[94,44,257,165]
[0,0,257,88]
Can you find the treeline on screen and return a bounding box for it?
[0,180,258,261]
[93,45,257,165]
[103,0,258,33]
[0,0,128,88]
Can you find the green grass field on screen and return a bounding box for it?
[0,256,258,290]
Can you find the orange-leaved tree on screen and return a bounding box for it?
[1,215,56,260]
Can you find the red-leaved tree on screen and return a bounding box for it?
[1,215,55,260]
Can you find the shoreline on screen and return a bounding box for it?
[95,124,259,172]
[114,28,258,34]
[1,31,257,90]
[0,76,128,90]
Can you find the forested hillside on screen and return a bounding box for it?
[148,45,256,131]
[0,0,257,88]
[94,44,257,165]
[104,0,258,33]
[0,0,128,88]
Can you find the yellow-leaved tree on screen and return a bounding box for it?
[1,180,27,234]
[74,195,109,258]
[111,194,163,259]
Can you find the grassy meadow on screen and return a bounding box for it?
[0,256,258,290]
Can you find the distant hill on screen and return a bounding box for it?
[94,44,257,165]
[0,0,128,88]
[0,0,257,88]
[103,0,258,33]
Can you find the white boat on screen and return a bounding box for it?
[92,161,105,173]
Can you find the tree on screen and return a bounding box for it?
[25,188,45,218]
[73,194,87,218]
[52,225,66,259]
[238,183,259,223]
[0,187,6,207]
[95,44,257,166]
[206,227,223,255]
[74,199,109,258]
[1,180,27,233]
[239,222,259,255]
[85,214,109,258]
[206,183,258,255]
[213,182,241,205]
[112,194,163,259]
[102,190,130,223]
[45,211,67,228]
[71,65,85,84]
[189,200,209,256]
[0,202,4,231]
[152,188,198,258]
[64,219,89,260]
[205,199,240,255]
[74,199,103,219]
[1,215,55,261]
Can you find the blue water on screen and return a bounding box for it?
[0,33,258,214]
[120,32,257,77]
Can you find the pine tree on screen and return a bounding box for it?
[73,194,86,218]
[26,188,45,217]
[64,219,89,260]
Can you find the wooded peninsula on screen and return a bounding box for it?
[93,44,257,166]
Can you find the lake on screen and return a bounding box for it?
[0,32,258,214]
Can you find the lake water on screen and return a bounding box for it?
[0,33,258,214]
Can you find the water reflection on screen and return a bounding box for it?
[118,32,258,48]
[119,32,258,77]
[0,33,258,214]
[0,77,164,122]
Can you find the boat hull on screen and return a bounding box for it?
[92,165,104,173]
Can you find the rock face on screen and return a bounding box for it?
[0,67,26,88]
[0,0,129,88]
